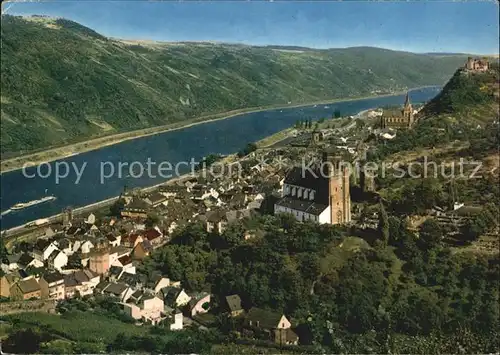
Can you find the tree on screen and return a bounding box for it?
[0,235,7,261]
[377,201,389,245]
[359,203,370,225]
[334,109,341,118]
[109,198,125,217]
[197,154,221,170]
[145,212,159,228]
[237,142,258,157]
[419,218,442,248]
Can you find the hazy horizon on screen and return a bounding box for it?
[3,0,499,55]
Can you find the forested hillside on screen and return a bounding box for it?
[1,15,468,155]
[0,46,499,355]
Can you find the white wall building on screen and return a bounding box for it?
[274,167,332,224]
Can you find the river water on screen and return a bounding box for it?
[0,87,441,229]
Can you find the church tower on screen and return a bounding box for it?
[402,92,414,127]
[322,151,351,224]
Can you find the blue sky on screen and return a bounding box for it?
[4,1,499,54]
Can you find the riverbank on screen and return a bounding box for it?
[0,86,438,174]
[1,152,240,238]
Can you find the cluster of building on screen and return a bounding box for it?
[463,57,490,73]
[377,57,492,134]
[1,100,418,343]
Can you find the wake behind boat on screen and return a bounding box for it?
[10,195,56,211]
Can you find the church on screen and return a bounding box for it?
[380,93,415,129]
[274,151,351,225]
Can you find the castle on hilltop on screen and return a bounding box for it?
[380,93,415,130]
[464,57,489,72]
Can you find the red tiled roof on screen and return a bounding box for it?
[118,255,132,266]
[143,229,161,241]
[123,232,142,244]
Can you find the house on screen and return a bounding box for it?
[62,269,101,298]
[119,272,146,289]
[63,274,79,298]
[1,253,22,272]
[274,151,351,225]
[56,238,74,256]
[206,209,251,234]
[152,275,171,293]
[225,294,244,317]
[79,240,95,254]
[121,198,149,219]
[128,289,144,303]
[161,286,191,307]
[159,185,182,198]
[206,210,227,234]
[32,240,59,261]
[85,213,96,225]
[10,278,42,300]
[114,255,135,273]
[164,306,184,330]
[144,192,168,207]
[247,199,263,211]
[131,241,152,261]
[274,328,299,346]
[106,234,121,247]
[109,246,131,266]
[39,271,65,300]
[123,294,164,325]
[47,250,68,271]
[101,282,133,302]
[190,185,218,201]
[187,292,211,317]
[143,229,163,246]
[0,274,16,298]
[245,307,298,345]
[121,233,144,248]
[108,266,126,281]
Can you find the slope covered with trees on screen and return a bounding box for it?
[1,15,468,155]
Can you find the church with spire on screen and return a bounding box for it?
[380,92,415,129]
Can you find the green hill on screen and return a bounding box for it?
[420,63,499,117]
[1,15,469,155]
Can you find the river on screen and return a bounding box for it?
[0,86,441,230]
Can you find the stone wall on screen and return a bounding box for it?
[0,299,56,315]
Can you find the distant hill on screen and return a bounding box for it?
[0,15,470,155]
[423,52,469,56]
